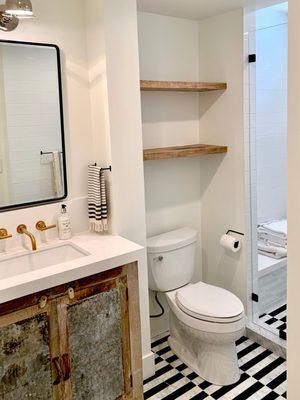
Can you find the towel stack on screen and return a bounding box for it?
[257,219,287,259]
[88,165,108,232]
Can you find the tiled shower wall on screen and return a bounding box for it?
[250,6,288,224]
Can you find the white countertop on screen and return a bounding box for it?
[0,232,144,304]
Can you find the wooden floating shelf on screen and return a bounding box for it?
[143,144,228,161]
[140,80,227,92]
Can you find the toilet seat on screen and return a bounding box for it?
[166,289,245,334]
[175,282,244,323]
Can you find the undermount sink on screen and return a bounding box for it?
[0,243,90,280]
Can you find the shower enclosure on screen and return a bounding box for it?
[247,3,288,342]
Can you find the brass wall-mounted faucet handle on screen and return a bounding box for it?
[0,228,12,240]
[17,224,37,251]
[36,221,57,232]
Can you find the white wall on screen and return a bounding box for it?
[94,1,154,378]
[138,12,202,336]
[85,0,112,169]
[198,9,246,304]
[287,0,300,397]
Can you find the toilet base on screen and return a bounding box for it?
[169,312,244,386]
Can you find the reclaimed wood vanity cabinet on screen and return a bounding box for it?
[0,263,142,400]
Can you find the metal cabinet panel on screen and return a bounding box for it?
[0,313,53,399]
[67,288,125,400]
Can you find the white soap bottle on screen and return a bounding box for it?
[58,204,72,240]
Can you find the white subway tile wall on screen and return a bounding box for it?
[253,19,287,224]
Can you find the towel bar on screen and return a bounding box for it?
[89,163,112,172]
[41,150,63,155]
[101,166,112,172]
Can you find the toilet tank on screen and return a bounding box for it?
[147,228,198,292]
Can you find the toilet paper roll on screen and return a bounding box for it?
[220,234,241,253]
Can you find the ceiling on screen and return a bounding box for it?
[137,0,286,21]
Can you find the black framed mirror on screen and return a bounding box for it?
[0,40,67,212]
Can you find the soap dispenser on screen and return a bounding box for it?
[58,204,72,240]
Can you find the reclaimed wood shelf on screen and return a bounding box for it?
[140,80,227,92]
[143,144,228,161]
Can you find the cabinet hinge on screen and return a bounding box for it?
[251,293,259,302]
[248,54,256,63]
[130,373,133,387]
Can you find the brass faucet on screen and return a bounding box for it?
[17,224,37,251]
[0,228,12,241]
[36,221,56,232]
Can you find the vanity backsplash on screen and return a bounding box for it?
[0,197,89,252]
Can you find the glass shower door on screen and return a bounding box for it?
[249,20,288,340]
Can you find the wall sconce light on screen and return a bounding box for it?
[0,12,18,31]
[5,0,34,18]
[0,0,34,31]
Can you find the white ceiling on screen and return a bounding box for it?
[137,0,286,21]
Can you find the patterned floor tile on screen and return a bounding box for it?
[144,332,287,400]
[259,305,287,340]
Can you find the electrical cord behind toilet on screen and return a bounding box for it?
[150,292,165,318]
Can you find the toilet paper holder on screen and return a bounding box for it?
[221,230,244,253]
[226,229,244,236]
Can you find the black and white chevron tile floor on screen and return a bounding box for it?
[259,304,287,341]
[144,333,286,400]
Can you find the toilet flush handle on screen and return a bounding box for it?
[153,256,163,262]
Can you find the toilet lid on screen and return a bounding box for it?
[176,282,244,323]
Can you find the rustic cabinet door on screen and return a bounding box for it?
[0,312,53,400]
[60,278,132,400]
[0,264,141,400]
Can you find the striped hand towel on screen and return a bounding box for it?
[88,165,108,232]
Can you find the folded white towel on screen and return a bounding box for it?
[257,219,287,249]
[258,219,287,238]
[88,165,108,232]
[257,233,287,249]
[258,242,287,259]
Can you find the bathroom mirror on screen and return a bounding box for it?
[0,40,67,211]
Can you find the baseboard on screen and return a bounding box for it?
[246,325,286,359]
[143,351,155,380]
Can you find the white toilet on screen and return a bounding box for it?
[147,227,245,386]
